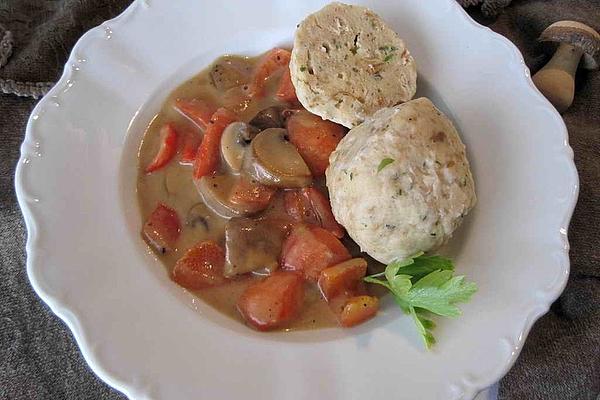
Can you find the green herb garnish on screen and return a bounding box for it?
[384,53,394,62]
[364,252,477,348]
[300,66,307,72]
[377,158,395,172]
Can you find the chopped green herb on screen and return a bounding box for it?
[299,66,307,72]
[377,158,395,172]
[384,53,394,62]
[364,253,477,348]
[350,172,354,181]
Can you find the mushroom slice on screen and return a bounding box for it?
[220,122,259,173]
[249,106,285,130]
[243,128,312,188]
[195,175,271,218]
[224,217,286,277]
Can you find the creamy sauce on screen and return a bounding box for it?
[137,52,384,330]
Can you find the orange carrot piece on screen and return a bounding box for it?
[229,178,277,211]
[286,110,346,176]
[171,241,227,290]
[275,67,298,103]
[192,108,237,179]
[251,48,291,97]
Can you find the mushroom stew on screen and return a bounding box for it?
[137,49,383,331]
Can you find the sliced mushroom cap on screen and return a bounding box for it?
[224,217,286,277]
[249,106,285,130]
[210,56,253,91]
[243,128,312,188]
[195,175,268,218]
[220,122,259,173]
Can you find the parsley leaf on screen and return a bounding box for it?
[377,157,395,172]
[364,253,477,348]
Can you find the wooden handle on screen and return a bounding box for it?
[532,43,584,113]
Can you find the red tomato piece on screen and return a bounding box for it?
[179,127,202,165]
[174,98,217,130]
[171,241,227,290]
[318,258,367,301]
[142,203,181,253]
[286,110,346,176]
[339,296,379,327]
[284,187,344,238]
[237,271,305,331]
[229,178,277,211]
[275,67,298,103]
[281,225,351,281]
[251,48,291,97]
[145,123,179,173]
[193,108,237,179]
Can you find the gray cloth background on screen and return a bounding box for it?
[0,1,598,399]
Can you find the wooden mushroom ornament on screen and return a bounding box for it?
[532,21,600,113]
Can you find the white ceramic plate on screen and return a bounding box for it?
[15,1,578,399]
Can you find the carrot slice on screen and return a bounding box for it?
[339,296,379,327]
[281,225,351,281]
[142,203,181,253]
[286,110,346,176]
[237,271,305,331]
[229,178,277,211]
[171,241,227,290]
[251,48,291,97]
[145,124,179,174]
[174,98,217,130]
[275,67,298,103]
[193,108,237,179]
[318,258,367,301]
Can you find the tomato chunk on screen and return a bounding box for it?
[286,110,346,176]
[174,99,217,130]
[142,203,181,253]
[193,108,237,179]
[281,225,351,281]
[171,241,226,290]
[145,124,179,173]
[237,272,305,331]
[275,67,298,103]
[180,127,202,165]
[251,48,291,97]
[230,178,277,212]
[284,187,344,238]
[318,258,367,301]
[339,296,379,327]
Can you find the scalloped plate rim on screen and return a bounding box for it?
[14,1,579,399]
